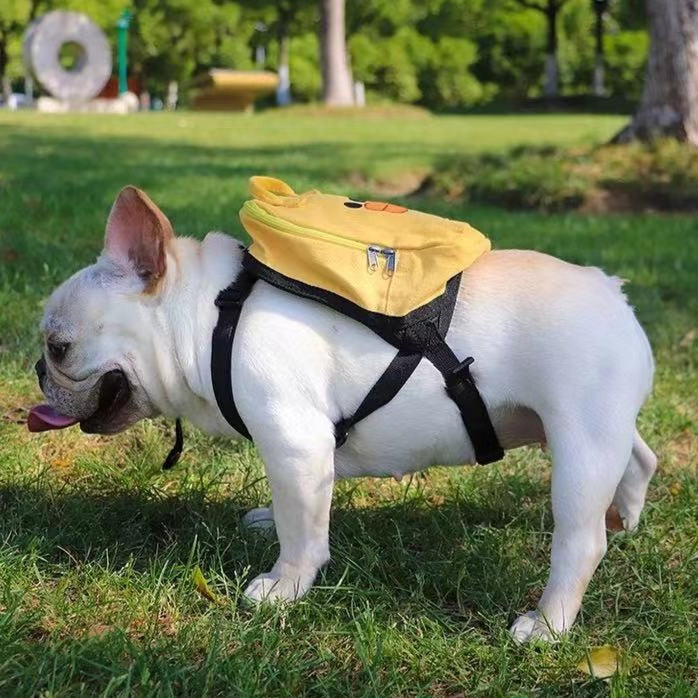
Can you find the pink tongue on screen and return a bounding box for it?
[27,404,79,432]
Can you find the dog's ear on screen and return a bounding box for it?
[104,186,174,291]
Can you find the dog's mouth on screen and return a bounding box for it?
[28,369,132,434]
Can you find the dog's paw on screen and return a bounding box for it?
[509,611,558,644]
[243,571,312,604]
[241,507,276,535]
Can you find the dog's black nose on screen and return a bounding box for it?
[35,356,47,386]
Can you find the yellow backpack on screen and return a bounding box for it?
[210,176,503,464]
[240,176,491,317]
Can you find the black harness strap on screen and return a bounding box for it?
[399,277,503,465]
[209,261,503,465]
[162,417,184,470]
[211,269,257,440]
[334,347,422,447]
[423,337,504,465]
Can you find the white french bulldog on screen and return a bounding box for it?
[29,186,657,642]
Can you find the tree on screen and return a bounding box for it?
[615,0,698,144]
[0,0,44,93]
[276,1,294,104]
[512,0,571,97]
[319,0,353,106]
[591,0,608,96]
[127,0,255,98]
[256,0,316,104]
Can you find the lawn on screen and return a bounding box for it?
[0,110,696,696]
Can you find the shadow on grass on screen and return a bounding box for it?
[0,462,550,617]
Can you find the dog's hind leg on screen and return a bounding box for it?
[609,430,657,532]
[510,416,634,643]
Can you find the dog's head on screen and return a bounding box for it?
[29,186,175,435]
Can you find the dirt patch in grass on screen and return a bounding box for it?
[663,429,698,475]
[346,168,431,197]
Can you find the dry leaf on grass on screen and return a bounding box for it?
[87,623,115,638]
[576,645,620,679]
[192,566,221,605]
[678,329,697,348]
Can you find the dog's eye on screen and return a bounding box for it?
[47,340,70,362]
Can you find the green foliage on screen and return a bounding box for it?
[287,33,322,102]
[605,30,649,100]
[554,0,649,98]
[430,139,698,212]
[426,36,496,107]
[472,0,648,101]
[473,4,546,98]
[128,0,256,97]
[0,0,41,81]
[0,0,649,108]
[430,146,591,211]
[350,24,492,108]
[350,28,424,104]
[598,138,698,209]
[558,0,596,93]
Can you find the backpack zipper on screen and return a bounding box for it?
[244,200,398,275]
[367,245,397,275]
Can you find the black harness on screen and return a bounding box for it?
[204,251,503,465]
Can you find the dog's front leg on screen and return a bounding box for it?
[243,417,334,603]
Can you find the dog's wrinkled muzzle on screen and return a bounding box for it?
[28,367,131,434]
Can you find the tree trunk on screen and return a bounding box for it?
[276,33,291,106]
[276,4,291,106]
[319,0,354,107]
[543,1,558,97]
[0,31,8,96]
[593,4,605,96]
[615,0,698,144]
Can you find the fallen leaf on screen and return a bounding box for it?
[576,645,620,679]
[192,565,221,604]
[51,456,73,469]
[158,611,178,636]
[87,623,115,637]
[678,329,697,349]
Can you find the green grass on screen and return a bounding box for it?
[0,111,696,696]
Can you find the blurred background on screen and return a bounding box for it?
[1,0,648,111]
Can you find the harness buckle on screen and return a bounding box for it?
[334,418,350,448]
[445,356,475,388]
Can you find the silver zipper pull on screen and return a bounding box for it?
[367,245,379,271]
[384,248,397,276]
